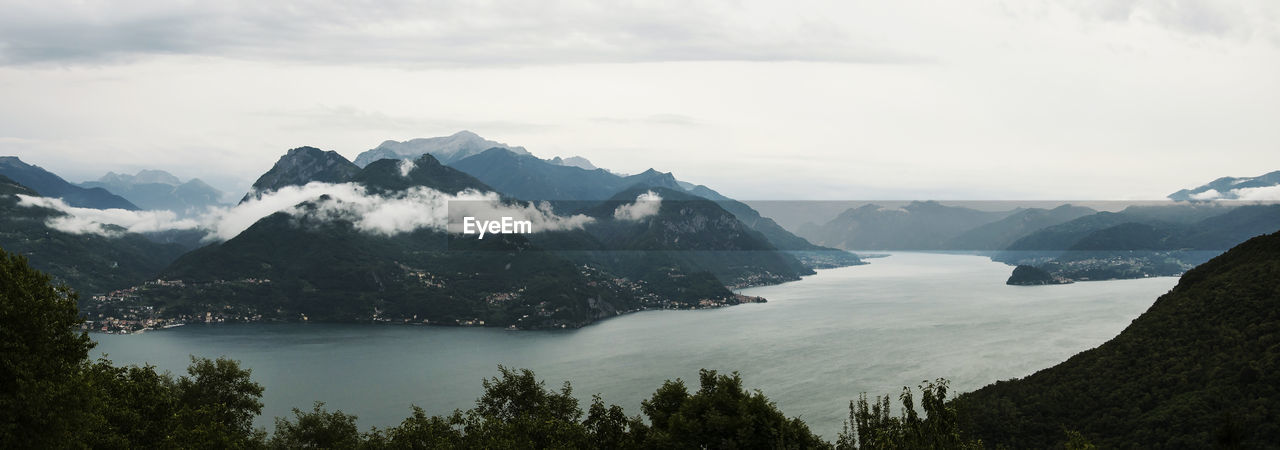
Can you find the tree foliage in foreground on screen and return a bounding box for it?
[835,379,981,450]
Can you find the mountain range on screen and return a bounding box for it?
[0,174,186,295]
[0,138,850,329]
[3,131,1276,327]
[0,157,138,210]
[144,151,814,327]
[1169,169,1280,201]
[79,170,224,214]
[797,201,1015,250]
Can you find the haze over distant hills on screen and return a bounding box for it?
[80,170,224,214]
[4,131,1277,328]
[0,174,186,294]
[0,157,138,210]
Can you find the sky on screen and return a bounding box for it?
[1,0,1277,201]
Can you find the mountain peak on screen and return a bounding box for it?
[548,155,598,171]
[1169,169,1280,201]
[353,132,530,167]
[241,146,360,203]
[96,169,182,186]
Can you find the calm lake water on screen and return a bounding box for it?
[92,252,1178,440]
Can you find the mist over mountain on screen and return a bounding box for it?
[548,155,598,170]
[1169,169,1280,201]
[150,162,798,327]
[447,147,857,263]
[80,169,224,214]
[241,146,360,203]
[995,204,1280,282]
[449,148,636,202]
[352,130,530,167]
[0,174,187,296]
[0,157,138,210]
[798,201,1014,250]
[1005,204,1265,252]
[944,204,1097,250]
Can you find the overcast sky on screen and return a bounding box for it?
[1,0,1277,200]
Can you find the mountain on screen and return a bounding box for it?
[0,157,138,210]
[80,170,224,214]
[352,154,494,195]
[531,186,817,289]
[146,162,784,327]
[352,131,530,167]
[996,204,1279,282]
[449,149,859,265]
[956,230,1280,448]
[449,148,633,201]
[620,168,683,191]
[944,204,1097,250]
[0,174,187,297]
[799,201,1014,250]
[1005,204,1274,252]
[240,146,361,202]
[548,155,598,170]
[99,169,182,186]
[1168,169,1280,201]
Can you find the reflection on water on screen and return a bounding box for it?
[93,252,1176,440]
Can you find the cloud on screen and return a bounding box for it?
[14,182,596,240]
[1230,185,1280,201]
[1011,0,1274,40]
[613,191,663,221]
[1189,189,1221,200]
[398,159,415,177]
[16,195,202,237]
[0,0,922,66]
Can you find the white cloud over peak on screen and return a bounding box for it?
[613,191,663,221]
[14,182,595,241]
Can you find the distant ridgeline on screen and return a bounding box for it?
[797,200,1280,282]
[954,230,1280,448]
[1,136,860,330]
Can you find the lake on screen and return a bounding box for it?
[92,252,1178,440]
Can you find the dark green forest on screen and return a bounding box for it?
[956,230,1280,448]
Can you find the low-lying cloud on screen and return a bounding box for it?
[1185,185,1280,201]
[15,182,595,241]
[16,195,202,237]
[613,191,663,221]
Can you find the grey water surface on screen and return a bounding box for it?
[93,252,1177,440]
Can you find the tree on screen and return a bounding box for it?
[170,356,267,448]
[641,369,832,449]
[0,247,97,447]
[836,379,981,450]
[269,402,362,449]
[455,365,590,448]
